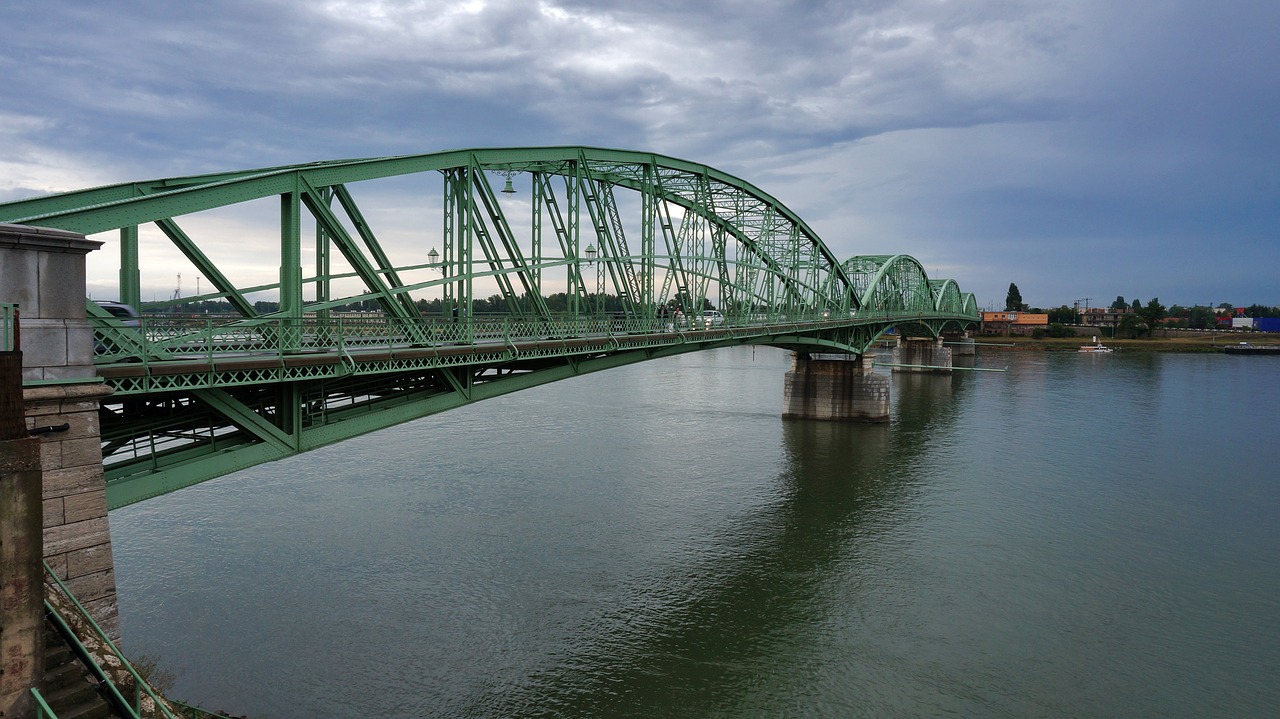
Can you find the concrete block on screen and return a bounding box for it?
[38,251,88,319]
[39,364,98,381]
[63,567,116,603]
[17,320,68,368]
[38,438,61,472]
[66,322,96,366]
[67,542,115,579]
[0,246,39,313]
[60,436,105,468]
[43,497,65,527]
[46,554,68,579]
[63,488,107,524]
[25,403,100,441]
[43,464,105,499]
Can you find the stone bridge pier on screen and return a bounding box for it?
[782,352,889,423]
[941,331,975,357]
[892,336,953,373]
[1,224,119,636]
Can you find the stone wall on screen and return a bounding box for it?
[27,383,118,637]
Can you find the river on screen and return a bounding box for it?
[111,345,1280,718]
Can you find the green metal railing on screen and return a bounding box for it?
[90,310,972,362]
[43,563,236,719]
[31,687,57,718]
[1,302,16,352]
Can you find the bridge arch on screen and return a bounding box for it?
[1,147,979,506]
[0,147,863,324]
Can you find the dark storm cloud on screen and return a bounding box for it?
[2,0,1277,305]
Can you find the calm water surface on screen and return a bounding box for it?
[112,346,1280,718]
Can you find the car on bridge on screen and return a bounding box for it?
[93,301,141,356]
[98,301,141,327]
[700,310,725,327]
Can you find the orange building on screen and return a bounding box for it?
[981,311,1048,335]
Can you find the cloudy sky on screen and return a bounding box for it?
[3,0,1277,309]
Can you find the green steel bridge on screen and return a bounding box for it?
[1,147,978,509]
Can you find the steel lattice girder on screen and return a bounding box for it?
[2,147,981,506]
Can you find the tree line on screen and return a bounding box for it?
[1004,282,1280,338]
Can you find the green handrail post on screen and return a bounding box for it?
[43,562,183,719]
[30,687,57,718]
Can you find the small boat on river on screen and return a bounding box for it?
[1079,336,1113,353]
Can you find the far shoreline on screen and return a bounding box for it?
[970,334,1280,353]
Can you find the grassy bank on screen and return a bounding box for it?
[977,334,1280,352]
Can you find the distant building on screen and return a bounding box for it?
[1080,307,1133,327]
[981,311,1048,335]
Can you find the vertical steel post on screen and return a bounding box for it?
[315,187,331,315]
[442,170,456,320]
[532,171,543,294]
[641,162,655,315]
[460,165,473,339]
[119,225,140,308]
[280,186,302,351]
[567,161,581,317]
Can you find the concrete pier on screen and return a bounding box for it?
[943,331,975,357]
[891,336,953,373]
[1,224,120,640]
[782,352,889,423]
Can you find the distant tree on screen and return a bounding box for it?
[1047,305,1076,324]
[1117,313,1146,338]
[1217,302,1234,311]
[1245,304,1280,318]
[1138,297,1166,330]
[1131,298,1143,311]
[1189,305,1217,329]
[1005,283,1024,312]
[1110,295,1127,310]
[1046,322,1074,338]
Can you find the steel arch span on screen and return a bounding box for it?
[1,147,979,506]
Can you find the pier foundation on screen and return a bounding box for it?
[892,337,953,373]
[782,352,889,423]
[942,331,975,357]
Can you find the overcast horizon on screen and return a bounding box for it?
[3,1,1277,309]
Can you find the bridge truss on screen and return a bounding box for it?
[0,147,977,507]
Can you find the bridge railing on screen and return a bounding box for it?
[88,309,977,365]
[90,311,802,360]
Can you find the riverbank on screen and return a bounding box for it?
[978,335,1280,352]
